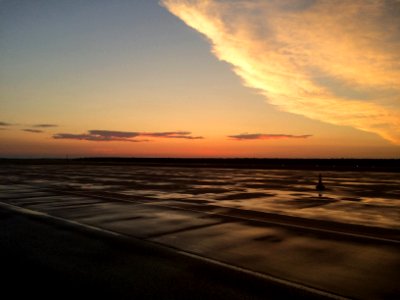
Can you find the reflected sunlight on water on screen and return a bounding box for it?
[1,165,399,228]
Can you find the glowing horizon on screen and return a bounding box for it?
[0,1,399,158]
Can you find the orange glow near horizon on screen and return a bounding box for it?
[1,1,399,158]
[1,129,398,158]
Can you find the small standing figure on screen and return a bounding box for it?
[316,174,325,191]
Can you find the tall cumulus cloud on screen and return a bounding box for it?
[162,0,400,144]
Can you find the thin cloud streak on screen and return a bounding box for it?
[229,133,312,140]
[53,133,144,142]
[33,124,58,128]
[89,130,139,138]
[53,130,203,142]
[141,131,203,139]
[162,0,400,144]
[23,129,43,133]
[0,122,12,126]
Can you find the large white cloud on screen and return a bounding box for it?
[162,0,400,144]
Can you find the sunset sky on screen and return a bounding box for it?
[1,0,399,158]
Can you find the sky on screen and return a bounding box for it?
[1,0,399,158]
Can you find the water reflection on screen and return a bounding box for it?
[1,165,399,229]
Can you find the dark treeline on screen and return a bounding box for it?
[0,157,399,172]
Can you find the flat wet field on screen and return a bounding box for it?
[1,163,399,299]
[2,164,399,228]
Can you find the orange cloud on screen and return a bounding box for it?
[162,0,400,144]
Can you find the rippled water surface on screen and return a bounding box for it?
[1,165,399,228]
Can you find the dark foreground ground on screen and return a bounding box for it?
[1,163,399,299]
[0,207,321,300]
